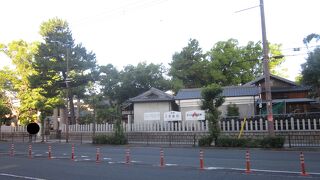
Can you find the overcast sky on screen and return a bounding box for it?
[1,0,319,81]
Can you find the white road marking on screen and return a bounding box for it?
[165,164,178,166]
[0,173,47,180]
[206,166,320,175]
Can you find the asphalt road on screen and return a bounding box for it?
[0,142,320,180]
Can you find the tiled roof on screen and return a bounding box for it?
[243,74,298,86]
[129,87,174,102]
[175,86,259,100]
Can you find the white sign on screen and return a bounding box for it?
[164,111,182,121]
[144,112,160,121]
[186,110,205,120]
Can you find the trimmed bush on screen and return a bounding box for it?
[214,136,284,148]
[260,136,285,148]
[93,134,128,145]
[198,136,213,147]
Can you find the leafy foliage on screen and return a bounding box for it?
[227,103,239,117]
[301,47,320,97]
[201,84,224,142]
[30,18,98,124]
[100,62,171,104]
[169,39,208,89]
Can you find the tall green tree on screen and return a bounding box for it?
[169,39,208,89]
[301,47,320,97]
[30,18,98,124]
[207,39,262,86]
[1,40,56,125]
[100,62,171,104]
[301,33,320,98]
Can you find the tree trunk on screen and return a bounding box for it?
[76,98,81,124]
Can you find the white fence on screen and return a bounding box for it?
[220,117,320,132]
[0,126,27,133]
[2,117,320,133]
[61,120,209,133]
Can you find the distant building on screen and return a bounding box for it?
[122,75,320,123]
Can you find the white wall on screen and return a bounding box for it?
[134,102,172,123]
[176,99,203,121]
[220,96,258,117]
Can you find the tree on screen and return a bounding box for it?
[100,62,171,104]
[1,40,55,125]
[30,18,98,124]
[226,103,239,117]
[207,39,262,86]
[170,38,285,88]
[201,84,224,143]
[301,47,320,97]
[207,39,286,86]
[169,39,208,89]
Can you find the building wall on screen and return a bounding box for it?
[176,99,203,121]
[176,96,257,119]
[133,102,172,123]
[220,96,257,118]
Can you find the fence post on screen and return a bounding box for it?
[288,134,291,148]
[193,134,196,147]
[80,133,82,144]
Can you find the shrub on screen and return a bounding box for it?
[214,136,284,148]
[260,136,285,148]
[92,134,128,145]
[216,137,251,147]
[198,136,213,147]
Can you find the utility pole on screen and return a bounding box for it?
[260,0,275,136]
[66,48,70,143]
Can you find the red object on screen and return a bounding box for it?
[300,152,308,176]
[71,144,75,161]
[125,148,130,164]
[199,150,204,170]
[160,148,165,168]
[10,144,14,157]
[96,147,100,164]
[28,145,32,159]
[245,150,251,174]
[48,145,52,160]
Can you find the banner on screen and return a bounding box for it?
[144,112,160,121]
[164,111,182,121]
[186,110,205,120]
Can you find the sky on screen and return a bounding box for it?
[1,0,319,81]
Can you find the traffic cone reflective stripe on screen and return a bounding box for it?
[160,148,165,168]
[28,145,32,159]
[10,144,14,157]
[200,150,204,170]
[96,147,100,164]
[48,145,52,160]
[71,144,75,161]
[125,148,130,164]
[300,152,308,176]
[245,150,251,174]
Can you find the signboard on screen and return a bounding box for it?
[144,112,160,121]
[164,111,182,121]
[186,110,205,120]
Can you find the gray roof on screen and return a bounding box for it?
[244,74,298,86]
[129,87,174,103]
[260,98,316,103]
[175,86,259,100]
